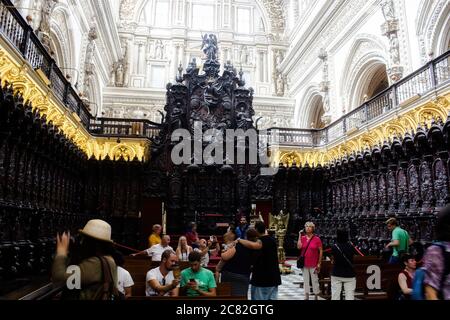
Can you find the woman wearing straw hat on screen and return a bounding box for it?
[51,219,119,300]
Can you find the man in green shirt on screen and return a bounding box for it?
[385,218,414,264]
[180,251,217,297]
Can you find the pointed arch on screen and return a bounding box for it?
[294,84,325,128]
[50,4,76,70]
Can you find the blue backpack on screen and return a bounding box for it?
[412,243,450,300]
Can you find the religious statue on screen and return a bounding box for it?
[115,62,124,87]
[236,104,252,130]
[240,46,249,65]
[201,34,218,61]
[39,0,58,34]
[389,33,400,65]
[269,210,290,262]
[380,0,396,21]
[275,50,283,70]
[84,26,97,76]
[276,73,284,96]
[170,101,184,130]
[154,40,165,60]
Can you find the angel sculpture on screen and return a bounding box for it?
[269,210,289,232]
[269,210,290,262]
[201,34,218,61]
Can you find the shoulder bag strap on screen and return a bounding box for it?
[335,244,353,267]
[301,235,315,257]
[98,256,117,300]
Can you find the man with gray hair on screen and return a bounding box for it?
[132,235,175,262]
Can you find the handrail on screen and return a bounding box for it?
[114,242,140,253]
[0,0,92,128]
[19,283,64,301]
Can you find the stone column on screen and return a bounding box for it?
[319,48,331,125]
[380,0,403,83]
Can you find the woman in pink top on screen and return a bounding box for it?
[297,221,323,300]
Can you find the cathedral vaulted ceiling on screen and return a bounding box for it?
[119,0,286,33]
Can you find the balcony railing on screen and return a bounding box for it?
[266,49,450,147]
[89,118,161,139]
[0,0,92,128]
[0,0,449,148]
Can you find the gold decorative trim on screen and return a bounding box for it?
[276,93,450,166]
[0,40,149,162]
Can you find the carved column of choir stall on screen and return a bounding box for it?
[308,118,450,256]
[0,83,88,284]
[0,82,145,286]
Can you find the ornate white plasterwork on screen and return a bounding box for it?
[287,0,368,88]
[417,0,449,58]
[51,9,71,68]
[119,0,138,21]
[120,0,286,34]
[428,0,450,56]
[260,0,286,33]
[396,0,411,74]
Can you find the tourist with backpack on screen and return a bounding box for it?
[422,206,450,300]
[51,219,119,300]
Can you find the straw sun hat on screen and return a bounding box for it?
[79,219,113,243]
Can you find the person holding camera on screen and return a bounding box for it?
[297,221,323,300]
[51,219,119,300]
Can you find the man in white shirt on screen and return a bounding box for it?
[146,250,180,296]
[132,235,175,262]
[117,266,134,298]
[113,251,134,298]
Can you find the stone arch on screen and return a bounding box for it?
[416,0,450,58]
[50,4,75,70]
[341,35,389,111]
[86,73,102,117]
[295,84,324,128]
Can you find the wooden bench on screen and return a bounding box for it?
[127,282,236,299]
[314,256,400,300]
[354,264,401,300]
[123,256,231,298]
[126,295,247,300]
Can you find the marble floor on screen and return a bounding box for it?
[247,259,325,300]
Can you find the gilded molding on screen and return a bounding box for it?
[277,93,450,167]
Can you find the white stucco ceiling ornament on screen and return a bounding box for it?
[119,0,138,21]
[119,0,286,34]
[261,0,286,33]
